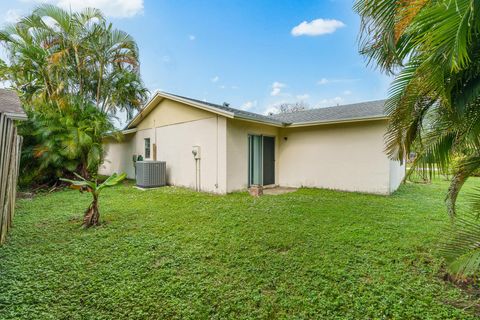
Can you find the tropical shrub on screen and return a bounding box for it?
[61,172,126,227]
[18,96,117,186]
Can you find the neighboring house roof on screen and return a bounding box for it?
[126,90,387,130]
[0,89,26,120]
[269,100,387,126]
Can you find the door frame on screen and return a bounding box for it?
[247,134,276,187]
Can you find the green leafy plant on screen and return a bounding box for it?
[0,4,148,186]
[440,211,480,279]
[354,0,480,278]
[0,4,148,116]
[60,172,126,227]
[18,97,117,185]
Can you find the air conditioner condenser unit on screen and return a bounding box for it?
[135,161,166,188]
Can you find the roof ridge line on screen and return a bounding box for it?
[271,99,388,117]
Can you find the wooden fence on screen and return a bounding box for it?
[0,113,23,245]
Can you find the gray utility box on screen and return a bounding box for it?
[135,161,167,188]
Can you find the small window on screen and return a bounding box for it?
[144,138,151,159]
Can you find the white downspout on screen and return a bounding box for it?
[216,115,219,190]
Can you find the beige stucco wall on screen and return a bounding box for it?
[99,134,135,179]
[226,119,280,192]
[149,116,227,193]
[277,120,400,194]
[101,98,228,193]
[389,159,405,193]
[101,97,404,195]
[136,98,214,131]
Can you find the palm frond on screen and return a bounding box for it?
[446,155,480,217]
[440,211,480,276]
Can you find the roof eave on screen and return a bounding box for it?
[287,115,388,127]
[233,114,285,127]
[122,128,137,134]
[4,112,28,121]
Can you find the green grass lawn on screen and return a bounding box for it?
[1,179,479,319]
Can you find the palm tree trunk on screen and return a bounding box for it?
[74,46,83,95]
[83,195,100,227]
[96,62,104,109]
[446,171,469,218]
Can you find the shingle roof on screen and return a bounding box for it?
[170,94,386,126]
[169,93,284,125]
[127,91,388,129]
[268,100,387,124]
[0,89,26,120]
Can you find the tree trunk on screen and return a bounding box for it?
[446,171,469,218]
[96,62,104,109]
[78,161,90,180]
[83,195,100,227]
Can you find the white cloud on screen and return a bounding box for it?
[291,18,345,37]
[231,85,239,89]
[318,96,344,107]
[317,78,359,85]
[241,100,257,111]
[20,0,144,18]
[270,81,286,96]
[162,55,171,63]
[211,76,219,83]
[41,16,58,28]
[296,94,310,100]
[188,35,196,41]
[219,85,226,89]
[317,78,329,85]
[264,106,279,116]
[263,100,288,115]
[343,90,352,95]
[4,9,21,24]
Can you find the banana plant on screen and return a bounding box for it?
[61,172,126,227]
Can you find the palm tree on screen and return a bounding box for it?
[0,5,148,183]
[0,4,148,118]
[354,0,480,276]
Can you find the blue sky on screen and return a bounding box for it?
[0,0,391,116]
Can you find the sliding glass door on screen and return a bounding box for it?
[248,135,263,186]
[248,135,275,186]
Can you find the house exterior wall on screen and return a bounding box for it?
[136,98,214,131]
[99,134,135,178]
[277,120,402,194]
[389,159,405,193]
[150,116,227,193]
[226,119,280,192]
[100,99,228,193]
[101,97,404,195]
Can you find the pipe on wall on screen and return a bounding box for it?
[215,115,219,189]
[192,146,201,191]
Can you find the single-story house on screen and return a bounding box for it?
[99,91,405,194]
